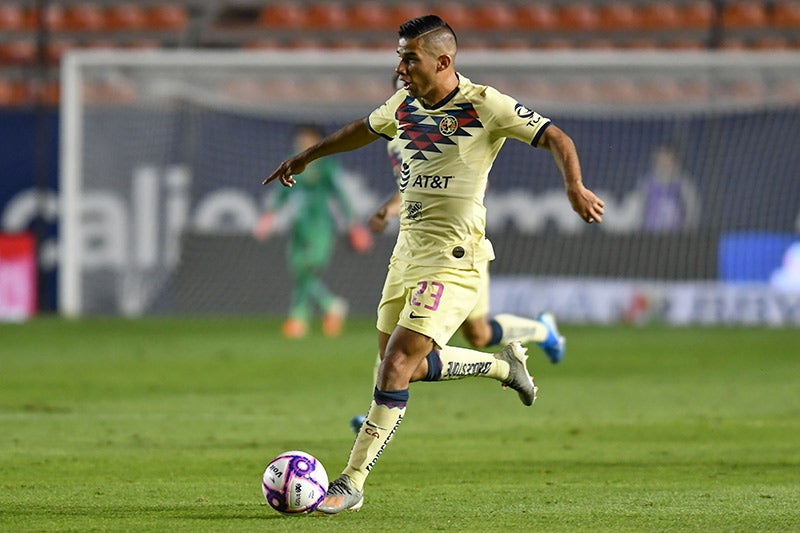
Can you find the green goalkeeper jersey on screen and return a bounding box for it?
[368,75,551,270]
[269,157,353,246]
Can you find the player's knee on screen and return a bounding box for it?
[379,347,427,388]
[463,330,483,348]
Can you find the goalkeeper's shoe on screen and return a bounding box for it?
[536,312,565,364]
[497,341,538,406]
[316,475,363,514]
[323,298,348,338]
[281,318,307,339]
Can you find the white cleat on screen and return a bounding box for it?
[497,341,537,406]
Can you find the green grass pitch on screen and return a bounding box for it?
[1,317,799,531]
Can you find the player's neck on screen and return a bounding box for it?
[419,72,459,108]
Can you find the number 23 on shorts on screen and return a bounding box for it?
[411,281,444,311]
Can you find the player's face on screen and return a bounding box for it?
[294,129,321,151]
[395,36,439,104]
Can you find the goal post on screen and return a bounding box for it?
[59,49,800,324]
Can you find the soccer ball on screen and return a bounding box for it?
[261,450,328,514]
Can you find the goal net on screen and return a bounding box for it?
[59,49,800,325]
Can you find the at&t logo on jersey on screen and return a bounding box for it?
[410,175,453,190]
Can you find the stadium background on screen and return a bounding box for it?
[1,0,799,323]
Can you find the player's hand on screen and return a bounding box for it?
[263,157,306,187]
[369,206,390,233]
[567,184,605,224]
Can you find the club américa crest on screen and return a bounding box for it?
[438,115,458,136]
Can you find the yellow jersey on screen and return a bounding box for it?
[369,75,551,269]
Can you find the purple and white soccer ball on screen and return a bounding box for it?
[262,450,328,514]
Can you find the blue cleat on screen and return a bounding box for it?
[349,414,366,435]
[536,312,565,364]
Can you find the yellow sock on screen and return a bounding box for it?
[435,345,509,381]
[342,388,407,491]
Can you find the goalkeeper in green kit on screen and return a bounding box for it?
[254,123,372,338]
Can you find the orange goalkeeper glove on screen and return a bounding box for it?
[253,213,275,241]
[349,224,373,253]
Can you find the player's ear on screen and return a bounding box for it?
[436,54,452,72]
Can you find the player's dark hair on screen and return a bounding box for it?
[399,15,457,45]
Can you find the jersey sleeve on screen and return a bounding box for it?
[482,86,551,147]
[367,90,406,140]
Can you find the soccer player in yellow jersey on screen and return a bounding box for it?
[370,75,568,381]
[263,15,605,514]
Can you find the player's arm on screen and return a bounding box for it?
[538,124,605,224]
[369,192,402,233]
[263,118,379,187]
